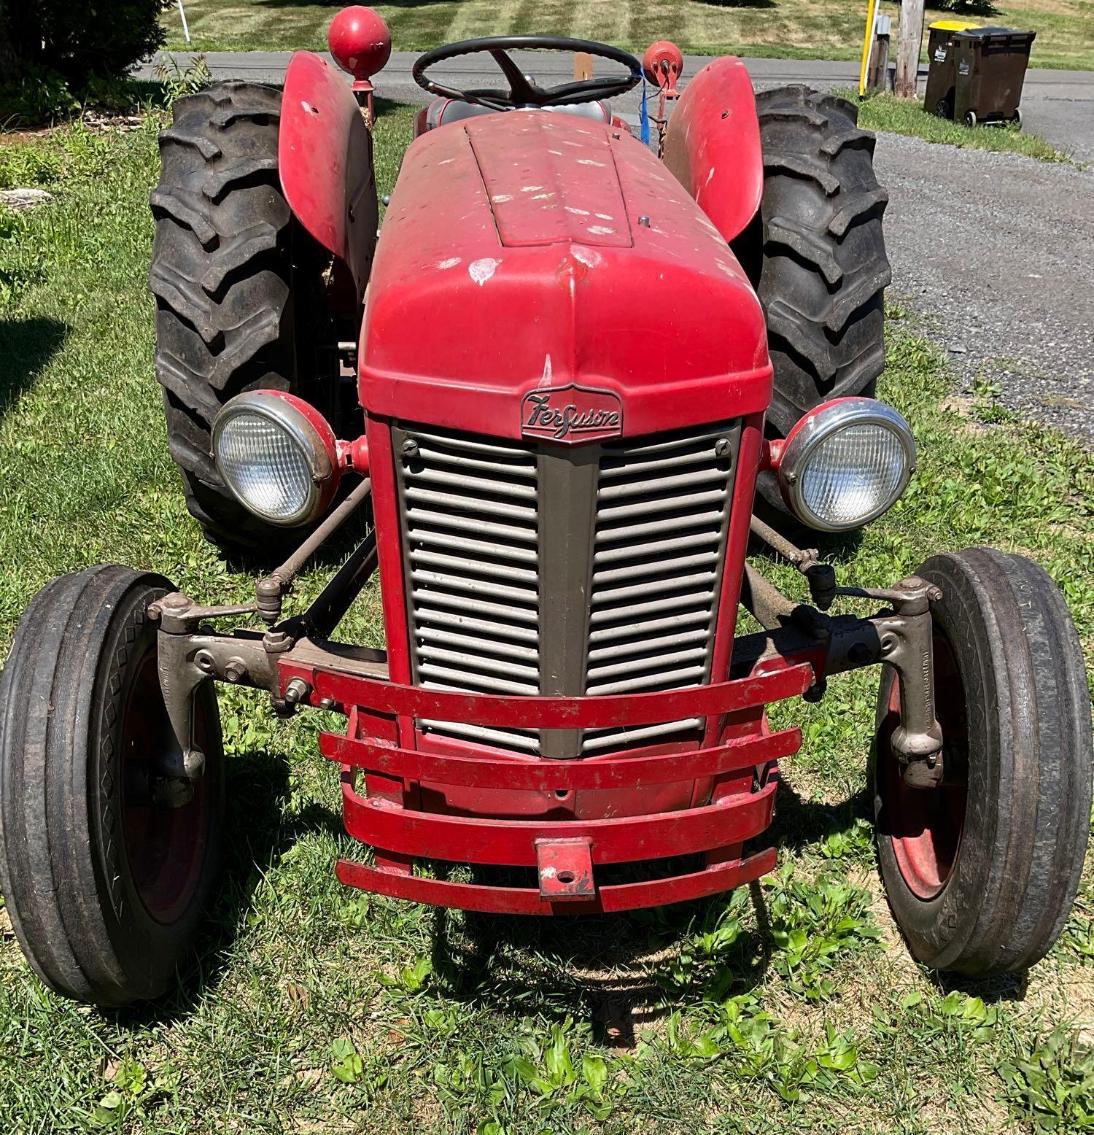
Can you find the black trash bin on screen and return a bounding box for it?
[923,19,979,118]
[953,27,1036,127]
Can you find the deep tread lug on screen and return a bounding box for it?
[828,187,889,237]
[766,214,843,285]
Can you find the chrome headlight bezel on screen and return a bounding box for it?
[211,391,340,527]
[777,397,916,532]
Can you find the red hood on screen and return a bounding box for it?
[359,111,771,441]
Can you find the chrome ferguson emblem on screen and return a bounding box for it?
[520,384,623,444]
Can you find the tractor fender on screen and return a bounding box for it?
[662,57,763,244]
[280,51,377,288]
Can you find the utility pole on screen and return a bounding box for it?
[894,0,925,97]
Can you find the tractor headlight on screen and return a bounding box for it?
[212,391,340,526]
[777,398,915,532]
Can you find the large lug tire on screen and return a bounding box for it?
[873,548,1092,976]
[749,86,891,521]
[0,566,224,1006]
[150,81,340,558]
[754,85,892,436]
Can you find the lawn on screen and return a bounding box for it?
[851,91,1075,162]
[1,101,1093,1134]
[164,0,1094,71]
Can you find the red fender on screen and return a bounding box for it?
[279,50,377,288]
[662,57,763,244]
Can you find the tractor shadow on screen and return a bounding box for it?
[0,317,67,418]
[428,877,776,1045]
[108,748,344,1026]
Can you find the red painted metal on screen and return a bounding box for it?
[703,411,765,749]
[279,658,815,727]
[536,838,595,899]
[662,57,764,244]
[336,847,778,914]
[342,779,777,865]
[358,110,772,440]
[335,433,370,473]
[320,727,802,790]
[643,41,685,95]
[327,6,392,84]
[279,50,376,283]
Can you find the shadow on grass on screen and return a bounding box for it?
[695,0,777,9]
[0,317,67,417]
[257,0,450,9]
[110,748,344,1027]
[426,866,774,1042]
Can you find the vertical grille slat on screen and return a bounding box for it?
[397,421,737,758]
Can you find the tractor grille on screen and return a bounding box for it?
[395,422,739,757]
[582,427,735,753]
[400,429,541,753]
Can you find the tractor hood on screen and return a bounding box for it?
[359,112,771,441]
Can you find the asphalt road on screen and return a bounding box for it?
[138,50,1094,443]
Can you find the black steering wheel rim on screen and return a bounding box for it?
[412,35,642,111]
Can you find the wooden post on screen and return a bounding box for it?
[894,0,925,97]
[573,51,593,82]
[869,14,892,92]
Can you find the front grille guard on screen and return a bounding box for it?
[152,414,945,916]
[277,654,815,914]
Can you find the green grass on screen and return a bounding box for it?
[162,0,1094,72]
[0,107,1093,1134]
[850,90,1074,162]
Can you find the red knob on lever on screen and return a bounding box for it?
[328,5,392,91]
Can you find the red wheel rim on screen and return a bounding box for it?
[120,650,211,923]
[880,633,969,900]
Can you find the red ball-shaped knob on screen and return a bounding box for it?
[328,6,392,82]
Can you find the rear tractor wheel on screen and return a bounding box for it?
[873,548,1092,975]
[747,86,892,519]
[0,566,224,1006]
[150,81,358,558]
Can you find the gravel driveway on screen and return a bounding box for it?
[875,135,1094,445]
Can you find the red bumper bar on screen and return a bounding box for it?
[279,659,814,727]
[294,661,815,914]
[336,847,779,915]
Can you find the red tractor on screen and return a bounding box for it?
[0,8,1089,1007]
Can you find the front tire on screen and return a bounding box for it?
[873,548,1092,975]
[0,566,224,1006]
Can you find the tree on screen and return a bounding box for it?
[0,0,168,86]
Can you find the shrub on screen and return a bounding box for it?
[0,0,167,87]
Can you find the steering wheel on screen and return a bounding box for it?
[412,35,642,112]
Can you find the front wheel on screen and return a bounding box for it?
[0,566,224,1006]
[873,547,1092,975]
[963,109,978,128]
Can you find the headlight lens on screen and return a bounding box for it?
[778,398,915,531]
[212,392,339,526]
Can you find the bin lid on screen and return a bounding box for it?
[955,25,1036,40]
[929,19,979,31]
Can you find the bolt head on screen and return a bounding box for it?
[284,677,311,705]
[401,437,419,458]
[714,437,733,459]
